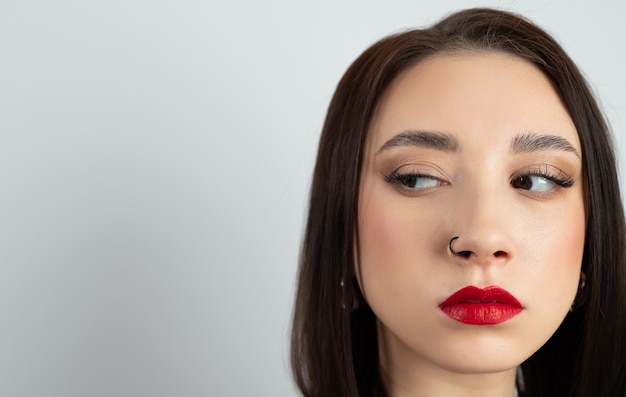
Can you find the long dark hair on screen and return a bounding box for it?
[291,8,626,397]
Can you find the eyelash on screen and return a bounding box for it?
[510,166,575,193]
[383,171,445,191]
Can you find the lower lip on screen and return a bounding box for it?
[440,303,522,325]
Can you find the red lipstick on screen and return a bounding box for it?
[439,286,522,325]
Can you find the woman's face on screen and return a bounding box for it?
[357,53,585,383]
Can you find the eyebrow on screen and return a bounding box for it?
[377,130,459,153]
[511,133,580,158]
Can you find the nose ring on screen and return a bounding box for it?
[449,236,468,257]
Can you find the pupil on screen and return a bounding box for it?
[403,176,417,187]
[517,176,532,189]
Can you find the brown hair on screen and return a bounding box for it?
[291,8,626,397]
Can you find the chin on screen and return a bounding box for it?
[427,333,540,374]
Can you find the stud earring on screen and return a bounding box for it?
[340,279,359,311]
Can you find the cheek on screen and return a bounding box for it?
[359,203,414,262]
[357,196,408,289]
[523,196,586,317]
[356,192,444,301]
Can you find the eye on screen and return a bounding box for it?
[398,174,440,189]
[384,172,444,192]
[510,175,556,191]
[510,165,575,196]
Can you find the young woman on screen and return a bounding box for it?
[291,7,626,397]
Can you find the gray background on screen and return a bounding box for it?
[1,0,625,396]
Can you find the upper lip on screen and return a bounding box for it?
[439,285,522,308]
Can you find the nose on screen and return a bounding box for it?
[447,187,514,266]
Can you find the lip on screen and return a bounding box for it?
[439,286,523,325]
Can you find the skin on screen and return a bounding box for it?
[357,52,586,397]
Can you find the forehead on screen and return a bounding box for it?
[367,52,579,152]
